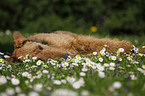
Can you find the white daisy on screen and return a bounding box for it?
[6,87,15,96]
[99,57,103,62]
[98,72,105,78]
[11,78,20,85]
[80,72,86,76]
[53,80,61,85]
[93,52,97,55]
[33,83,43,92]
[36,60,43,65]
[42,70,49,74]
[72,81,81,89]
[118,48,124,52]
[0,76,7,85]
[28,91,39,96]
[110,62,116,67]
[112,81,122,89]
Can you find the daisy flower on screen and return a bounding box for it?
[6,87,15,96]
[61,80,66,84]
[85,58,91,62]
[51,89,78,96]
[127,57,132,61]
[64,62,69,66]
[98,72,105,78]
[75,55,82,60]
[100,49,106,56]
[138,53,143,57]
[72,81,81,89]
[11,78,20,85]
[28,91,39,96]
[110,62,116,67]
[137,68,142,72]
[118,58,122,61]
[112,81,122,89]
[15,87,22,93]
[129,71,134,74]
[36,60,43,65]
[82,67,88,72]
[62,63,66,68]
[18,56,23,59]
[32,56,37,61]
[92,65,96,69]
[17,93,26,96]
[80,72,86,76]
[25,80,29,85]
[46,87,51,90]
[126,65,131,67]
[42,70,49,74]
[96,63,101,68]
[0,76,7,85]
[27,74,32,79]
[99,57,103,62]
[53,80,61,85]
[109,67,115,70]
[0,58,4,63]
[104,63,109,67]
[22,72,29,77]
[33,83,43,92]
[66,76,76,84]
[142,65,145,69]
[130,75,137,80]
[98,66,105,71]
[109,56,117,61]
[0,52,4,55]
[81,90,90,96]
[4,55,10,58]
[104,45,109,47]
[118,48,124,52]
[93,51,97,55]
[78,77,85,85]
[86,62,91,66]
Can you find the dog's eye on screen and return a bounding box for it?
[23,41,27,45]
[38,45,43,50]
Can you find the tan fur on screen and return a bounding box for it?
[10,31,133,62]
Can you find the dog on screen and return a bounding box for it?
[8,31,133,62]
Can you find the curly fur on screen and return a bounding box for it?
[9,31,133,62]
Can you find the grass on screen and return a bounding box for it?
[0,31,145,96]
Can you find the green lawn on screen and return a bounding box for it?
[0,32,145,96]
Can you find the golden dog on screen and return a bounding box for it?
[9,31,133,62]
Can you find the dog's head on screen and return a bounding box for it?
[13,33,28,48]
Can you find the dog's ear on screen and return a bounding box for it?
[13,33,28,48]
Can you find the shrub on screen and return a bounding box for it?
[0,0,144,35]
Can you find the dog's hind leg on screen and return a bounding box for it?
[72,35,133,53]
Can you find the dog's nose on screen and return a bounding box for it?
[64,53,69,59]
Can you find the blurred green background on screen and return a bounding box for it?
[0,0,145,35]
[0,0,145,54]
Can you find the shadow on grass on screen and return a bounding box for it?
[0,43,14,56]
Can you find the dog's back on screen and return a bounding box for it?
[28,33,76,49]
